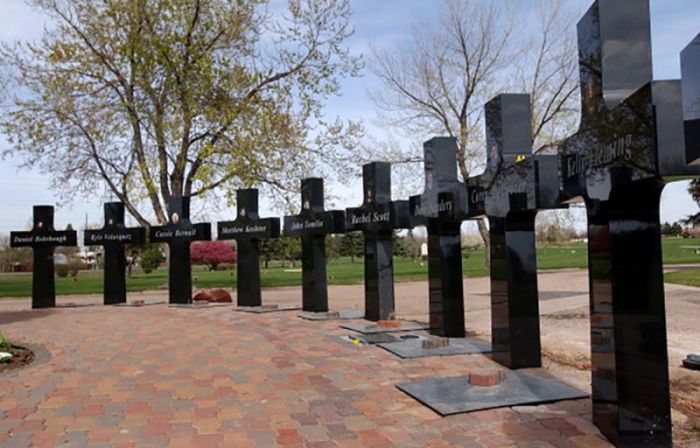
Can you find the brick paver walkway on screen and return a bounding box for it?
[0,302,610,447]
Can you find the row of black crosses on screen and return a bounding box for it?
[8,0,700,445]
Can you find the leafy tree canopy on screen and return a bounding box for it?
[1,0,362,225]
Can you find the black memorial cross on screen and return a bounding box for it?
[149,197,211,304]
[479,94,566,369]
[682,34,700,165]
[557,1,700,445]
[409,137,469,337]
[84,202,145,305]
[218,189,280,307]
[346,162,413,321]
[283,178,345,312]
[10,206,77,309]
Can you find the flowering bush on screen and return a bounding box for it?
[191,241,237,270]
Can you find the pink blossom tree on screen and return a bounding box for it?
[190,241,237,271]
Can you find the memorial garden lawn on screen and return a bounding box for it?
[0,238,698,298]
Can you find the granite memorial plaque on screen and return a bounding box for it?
[473,94,567,369]
[149,196,211,304]
[409,137,469,337]
[346,162,415,321]
[218,189,280,307]
[556,1,700,444]
[10,206,78,308]
[84,202,145,305]
[284,178,345,312]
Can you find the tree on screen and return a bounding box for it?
[139,244,163,274]
[0,0,362,226]
[368,0,578,265]
[338,232,363,262]
[191,241,236,271]
[685,179,700,227]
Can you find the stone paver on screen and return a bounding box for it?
[0,295,610,447]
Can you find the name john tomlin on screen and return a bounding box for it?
[290,220,324,231]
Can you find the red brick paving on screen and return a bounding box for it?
[0,302,611,447]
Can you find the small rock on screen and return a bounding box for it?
[192,291,213,302]
[0,352,13,363]
[210,289,232,303]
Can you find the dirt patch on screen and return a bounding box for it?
[0,345,34,374]
[671,370,700,445]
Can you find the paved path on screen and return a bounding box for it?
[2,268,698,446]
[0,297,609,447]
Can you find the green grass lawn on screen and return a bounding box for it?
[1,237,698,298]
[664,268,700,288]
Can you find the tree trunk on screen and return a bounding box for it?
[477,217,490,267]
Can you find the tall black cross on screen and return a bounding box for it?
[682,34,700,165]
[10,206,77,308]
[283,178,345,312]
[149,196,211,304]
[217,189,280,307]
[477,94,566,369]
[346,162,413,321]
[84,202,145,305]
[409,137,469,337]
[557,1,700,445]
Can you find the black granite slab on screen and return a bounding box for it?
[10,206,78,309]
[113,300,166,307]
[340,321,430,334]
[168,303,232,309]
[551,0,700,444]
[378,337,492,359]
[297,310,364,321]
[340,333,401,345]
[346,162,415,321]
[284,178,346,312]
[217,189,280,307]
[397,371,588,416]
[234,306,302,314]
[149,197,211,304]
[409,138,470,338]
[84,202,145,305]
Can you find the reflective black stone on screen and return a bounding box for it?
[217,189,280,307]
[555,1,700,444]
[682,34,700,165]
[346,162,413,321]
[84,203,145,305]
[284,178,345,312]
[149,197,211,304]
[10,206,78,308]
[410,138,469,337]
[471,94,567,369]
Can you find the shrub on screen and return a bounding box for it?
[191,241,237,271]
[55,263,69,278]
[0,332,12,352]
[140,245,164,274]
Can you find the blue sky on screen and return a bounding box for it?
[1,0,699,234]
